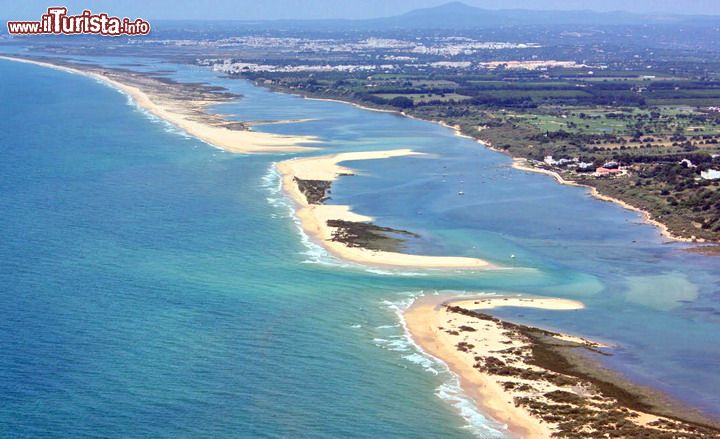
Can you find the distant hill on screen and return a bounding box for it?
[150,2,720,34]
[360,1,716,29]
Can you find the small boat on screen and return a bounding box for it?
[458,191,465,196]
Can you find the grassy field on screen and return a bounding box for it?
[509,107,720,138]
[219,21,720,242]
[409,79,459,88]
[251,67,720,240]
[374,92,472,103]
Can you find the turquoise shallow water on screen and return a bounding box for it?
[1,56,719,438]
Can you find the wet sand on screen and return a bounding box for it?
[404,294,720,438]
[0,56,320,154]
[277,150,494,269]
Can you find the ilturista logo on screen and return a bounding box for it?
[7,7,151,36]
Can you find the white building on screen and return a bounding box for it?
[700,169,720,180]
[679,159,696,168]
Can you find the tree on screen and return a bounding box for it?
[389,96,414,109]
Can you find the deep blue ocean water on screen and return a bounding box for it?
[1,55,719,437]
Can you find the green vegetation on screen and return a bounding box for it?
[374,92,472,103]
[446,305,720,437]
[244,66,720,241]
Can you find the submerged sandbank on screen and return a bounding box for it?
[405,294,720,438]
[0,56,319,154]
[277,149,493,269]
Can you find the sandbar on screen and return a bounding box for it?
[277,149,493,269]
[0,56,319,154]
[404,294,720,438]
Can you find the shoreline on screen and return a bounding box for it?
[404,294,720,438]
[245,118,317,126]
[276,150,495,269]
[12,55,691,245]
[0,56,320,154]
[6,56,496,269]
[511,159,696,243]
[259,84,707,244]
[303,96,402,114]
[405,295,580,439]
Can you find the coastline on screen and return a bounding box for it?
[6,54,719,436]
[12,55,689,247]
[303,96,402,114]
[5,56,497,269]
[276,150,495,269]
[404,294,720,438]
[511,159,696,243]
[260,84,706,244]
[405,295,579,439]
[303,95,478,142]
[0,56,320,154]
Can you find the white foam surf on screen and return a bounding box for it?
[260,164,431,276]
[380,291,509,438]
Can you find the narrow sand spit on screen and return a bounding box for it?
[0,56,319,154]
[277,149,493,269]
[405,295,720,438]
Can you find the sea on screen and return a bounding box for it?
[0,53,719,438]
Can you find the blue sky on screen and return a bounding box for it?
[3,0,720,20]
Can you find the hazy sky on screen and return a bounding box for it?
[3,0,720,20]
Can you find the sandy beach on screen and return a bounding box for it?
[6,56,492,269]
[277,150,494,269]
[264,82,703,246]
[404,294,720,438]
[405,295,578,438]
[1,56,319,154]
